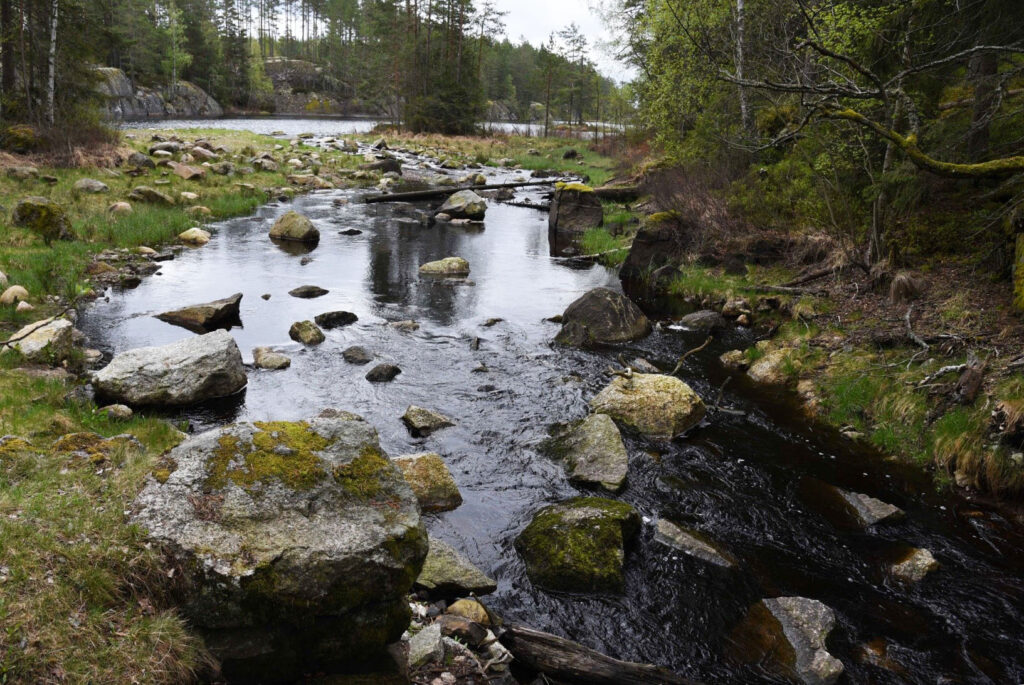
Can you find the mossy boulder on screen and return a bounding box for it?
[436,190,487,220]
[747,347,800,386]
[12,197,71,244]
[515,497,640,593]
[415,537,497,597]
[270,211,320,243]
[555,287,650,347]
[542,413,628,493]
[590,373,706,439]
[419,257,470,276]
[1,124,41,153]
[289,320,325,345]
[392,452,462,512]
[130,415,427,681]
[2,316,73,365]
[549,183,603,235]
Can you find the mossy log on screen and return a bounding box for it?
[499,623,698,685]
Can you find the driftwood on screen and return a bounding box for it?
[364,181,557,204]
[593,185,641,201]
[504,200,550,210]
[499,623,698,685]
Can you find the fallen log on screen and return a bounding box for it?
[593,185,641,202]
[499,623,699,685]
[364,181,557,204]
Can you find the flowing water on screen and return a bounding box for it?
[82,129,1024,683]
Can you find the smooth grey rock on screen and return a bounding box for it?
[837,489,904,527]
[252,347,291,370]
[73,178,109,194]
[555,288,650,347]
[543,414,628,493]
[343,346,373,365]
[735,597,844,685]
[676,310,727,332]
[654,519,735,568]
[156,293,242,333]
[92,329,246,406]
[436,190,486,220]
[415,537,496,596]
[407,623,444,669]
[3,317,73,364]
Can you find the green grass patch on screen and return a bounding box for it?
[581,227,630,266]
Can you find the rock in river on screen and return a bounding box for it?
[419,257,470,276]
[392,452,462,513]
[402,406,454,437]
[343,345,373,365]
[366,363,402,383]
[548,183,603,235]
[516,497,640,594]
[270,211,320,243]
[252,347,291,370]
[837,487,904,527]
[289,320,325,345]
[542,413,628,493]
[590,373,706,439]
[554,287,650,347]
[92,329,246,407]
[288,285,329,299]
[155,293,242,332]
[415,536,496,597]
[654,519,735,569]
[732,597,844,685]
[676,309,727,332]
[436,190,486,220]
[890,547,939,583]
[3,316,73,364]
[129,415,427,681]
[315,311,358,329]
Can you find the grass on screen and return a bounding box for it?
[581,227,630,266]
[0,370,202,682]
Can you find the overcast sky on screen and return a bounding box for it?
[496,0,634,81]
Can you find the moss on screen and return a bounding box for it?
[554,181,594,192]
[332,446,393,501]
[646,211,676,224]
[204,421,332,493]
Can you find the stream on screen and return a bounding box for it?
[83,124,1024,683]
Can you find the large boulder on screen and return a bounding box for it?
[515,497,640,593]
[92,329,246,407]
[155,293,242,333]
[731,597,844,685]
[619,214,689,288]
[392,452,462,513]
[270,211,320,243]
[436,190,487,220]
[542,414,628,493]
[129,416,427,681]
[3,317,73,364]
[12,197,71,244]
[415,537,497,597]
[548,183,603,235]
[590,373,705,439]
[554,288,650,347]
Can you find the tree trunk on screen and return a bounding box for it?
[967,50,998,161]
[735,0,752,138]
[45,0,57,126]
[1,0,13,117]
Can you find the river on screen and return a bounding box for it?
[82,123,1024,683]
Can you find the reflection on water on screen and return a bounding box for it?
[80,156,1024,683]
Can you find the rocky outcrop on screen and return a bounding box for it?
[129,416,427,681]
[156,293,242,333]
[619,214,690,288]
[92,330,246,406]
[415,537,496,597]
[554,288,650,347]
[436,190,487,221]
[515,497,640,594]
[548,183,603,235]
[542,414,628,493]
[732,597,844,685]
[96,67,223,120]
[590,373,706,439]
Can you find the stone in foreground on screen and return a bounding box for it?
[92,329,246,407]
[402,406,454,437]
[654,519,735,569]
[419,257,471,276]
[289,320,325,345]
[269,210,320,243]
[555,288,650,347]
[129,416,427,681]
[156,293,242,333]
[436,190,487,220]
[890,547,939,582]
[392,452,462,512]
[543,413,628,493]
[3,317,73,364]
[590,373,705,439]
[732,597,844,685]
[415,537,497,596]
[515,497,640,594]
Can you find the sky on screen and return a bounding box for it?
[496,0,635,81]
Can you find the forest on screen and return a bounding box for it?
[0,0,629,134]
